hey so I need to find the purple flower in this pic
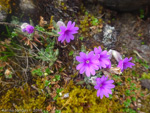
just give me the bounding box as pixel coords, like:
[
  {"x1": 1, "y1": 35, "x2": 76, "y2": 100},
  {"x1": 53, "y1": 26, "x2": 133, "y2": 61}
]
[
  {"x1": 117, "y1": 57, "x2": 135, "y2": 72},
  {"x1": 76, "y1": 51, "x2": 99, "y2": 77},
  {"x1": 58, "y1": 21, "x2": 79, "y2": 43},
  {"x1": 21, "y1": 23, "x2": 34, "y2": 34},
  {"x1": 106, "y1": 60, "x2": 111, "y2": 68},
  {"x1": 25, "y1": 25, "x2": 34, "y2": 34},
  {"x1": 94, "y1": 46, "x2": 111, "y2": 69},
  {"x1": 22, "y1": 28, "x2": 26, "y2": 32},
  {"x1": 94, "y1": 75, "x2": 115, "y2": 99}
]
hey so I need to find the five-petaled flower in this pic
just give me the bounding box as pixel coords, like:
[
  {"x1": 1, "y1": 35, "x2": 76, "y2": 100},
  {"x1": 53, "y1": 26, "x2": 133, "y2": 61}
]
[
  {"x1": 76, "y1": 51, "x2": 99, "y2": 77},
  {"x1": 94, "y1": 46, "x2": 111, "y2": 69},
  {"x1": 58, "y1": 21, "x2": 79, "y2": 43},
  {"x1": 94, "y1": 75, "x2": 115, "y2": 99},
  {"x1": 117, "y1": 57, "x2": 135, "y2": 72}
]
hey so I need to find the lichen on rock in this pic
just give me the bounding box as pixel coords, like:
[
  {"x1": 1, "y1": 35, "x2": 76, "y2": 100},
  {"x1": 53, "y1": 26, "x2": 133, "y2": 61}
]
[{"x1": 0, "y1": 0, "x2": 11, "y2": 21}]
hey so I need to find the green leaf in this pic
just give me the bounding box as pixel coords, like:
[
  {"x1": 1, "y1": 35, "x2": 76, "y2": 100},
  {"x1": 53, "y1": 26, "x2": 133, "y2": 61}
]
[
  {"x1": 79, "y1": 37, "x2": 84, "y2": 41},
  {"x1": 140, "y1": 9, "x2": 144, "y2": 19},
  {"x1": 140, "y1": 93, "x2": 144, "y2": 96},
  {"x1": 56, "y1": 88, "x2": 63, "y2": 94},
  {"x1": 43, "y1": 110, "x2": 49, "y2": 113},
  {"x1": 35, "y1": 25, "x2": 45, "y2": 32},
  {"x1": 116, "y1": 82, "x2": 122, "y2": 86},
  {"x1": 85, "y1": 11, "x2": 88, "y2": 15},
  {"x1": 55, "y1": 75, "x2": 61, "y2": 81},
  {"x1": 141, "y1": 42, "x2": 144, "y2": 45},
  {"x1": 11, "y1": 31, "x2": 18, "y2": 38},
  {"x1": 92, "y1": 18, "x2": 99, "y2": 26},
  {"x1": 142, "y1": 63, "x2": 149, "y2": 69},
  {"x1": 69, "y1": 50, "x2": 74, "y2": 56},
  {"x1": 0, "y1": 73, "x2": 3, "y2": 76},
  {"x1": 36, "y1": 40, "x2": 59, "y2": 65},
  {"x1": 45, "y1": 80, "x2": 50, "y2": 87},
  {"x1": 113, "y1": 75, "x2": 120, "y2": 80},
  {"x1": 132, "y1": 97, "x2": 136, "y2": 101},
  {"x1": 32, "y1": 68, "x2": 43, "y2": 76},
  {"x1": 109, "y1": 94, "x2": 113, "y2": 99},
  {"x1": 127, "y1": 99, "x2": 132, "y2": 103},
  {"x1": 125, "y1": 89, "x2": 131, "y2": 96},
  {"x1": 124, "y1": 99, "x2": 131, "y2": 107},
  {"x1": 138, "y1": 33, "x2": 142, "y2": 37},
  {"x1": 53, "y1": 95, "x2": 59, "y2": 100},
  {"x1": 45, "y1": 68, "x2": 51, "y2": 74},
  {"x1": 127, "y1": 78, "x2": 131, "y2": 82},
  {"x1": 55, "y1": 110, "x2": 61, "y2": 113},
  {"x1": 5, "y1": 25, "x2": 11, "y2": 37}
]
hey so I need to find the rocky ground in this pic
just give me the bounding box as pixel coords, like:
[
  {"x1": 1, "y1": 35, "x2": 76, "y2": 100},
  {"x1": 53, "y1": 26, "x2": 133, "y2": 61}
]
[{"x1": 1, "y1": 0, "x2": 150, "y2": 112}]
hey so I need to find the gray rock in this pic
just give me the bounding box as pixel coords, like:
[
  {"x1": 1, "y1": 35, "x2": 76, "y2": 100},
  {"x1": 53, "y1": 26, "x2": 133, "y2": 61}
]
[
  {"x1": 19, "y1": 0, "x2": 35, "y2": 13},
  {"x1": 141, "y1": 79, "x2": 150, "y2": 90},
  {"x1": 136, "y1": 45, "x2": 150, "y2": 62},
  {"x1": 86, "y1": 0, "x2": 150, "y2": 11},
  {"x1": 102, "y1": 24, "x2": 117, "y2": 48},
  {"x1": 0, "y1": 5, "x2": 8, "y2": 21},
  {"x1": 93, "y1": 32, "x2": 103, "y2": 42},
  {"x1": 15, "y1": 0, "x2": 39, "y2": 24},
  {"x1": 0, "y1": 11, "x2": 7, "y2": 21}
]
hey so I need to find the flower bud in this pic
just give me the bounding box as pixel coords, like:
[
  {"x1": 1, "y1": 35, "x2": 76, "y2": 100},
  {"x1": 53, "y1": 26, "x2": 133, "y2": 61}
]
[{"x1": 108, "y1": 49, "x2": 122, "y2": 62}]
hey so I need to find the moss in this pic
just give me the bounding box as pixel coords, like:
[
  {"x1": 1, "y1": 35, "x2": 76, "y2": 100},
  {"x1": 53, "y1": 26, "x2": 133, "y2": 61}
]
[
  {"x1": 141, "y1": 72, "x2": 150, "y2": 79},
  {"x1": 140, "y1": 93, "x2": 150, "y2": 112},
  {"x1": 56, "y1": 68, "x2": 145, "y2": 112},
  {"x1": 56, "y1": 80, "x2": 123, "y2": 113},
  {"x1": 78, "y1": 13, "x2": 103, "y2": 37},
  {"x1": 0, "y1": 83, "x2": 46, "y2": 112}
]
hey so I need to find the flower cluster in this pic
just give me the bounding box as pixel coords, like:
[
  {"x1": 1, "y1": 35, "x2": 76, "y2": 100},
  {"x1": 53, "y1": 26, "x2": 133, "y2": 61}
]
[
  {"x1": 21, "y1": 23, "x2": 34, "y2": 34},
  {"x1": 76, "y1": 46, "x2": 111, "y2": 77},
  {"x1": 76, "y1": 46, "x2": 135, "y2": 99},
  {"x1": 57, "y1": 21, "x2": 135, "y2": 99}
]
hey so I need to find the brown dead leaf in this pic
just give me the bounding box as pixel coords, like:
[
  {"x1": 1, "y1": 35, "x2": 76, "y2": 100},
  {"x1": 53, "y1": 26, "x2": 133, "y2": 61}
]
[
  {"x1": 46, "y1": 104, "x2": 52, "y2": 111},
  {"x1": 39, "y1": 16, "x2": 47, "y2": 27},
  {"x1": 108, "y1": 67, "x2": 122, "y2": 75}
]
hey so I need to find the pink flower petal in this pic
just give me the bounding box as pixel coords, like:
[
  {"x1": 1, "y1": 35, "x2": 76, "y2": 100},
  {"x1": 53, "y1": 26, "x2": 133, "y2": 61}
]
[
  {"x1": 85, "y1": 66, "x2": 91, "y2": 77},
  {"x1": 76, "y1": 63, "x2": 84, "y2": 70},
  {"x1": 60, "y1": 26, "x2": 66, "y2": 32},
  {"x1": 97, "y1": 89, "x2": 101, "y2": 97},
  {"x1": 80, "y1": 52, "x2": 86, "y2": 58},
  {"x1": 76, "y1": 56, "x2": 84, "y2": 62},
  {"x1": 87, "y1": 51, "x2": 94, "y2": 59},
  {"x1": 67, "y1": 21, "x2": 72, "y2": 29},
  {"x1": 90, "y1": 66, "x2": 95, "y2": 75},
  {"x1": 80, "y1": 67, "x2": 85, "y2": 74}
]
